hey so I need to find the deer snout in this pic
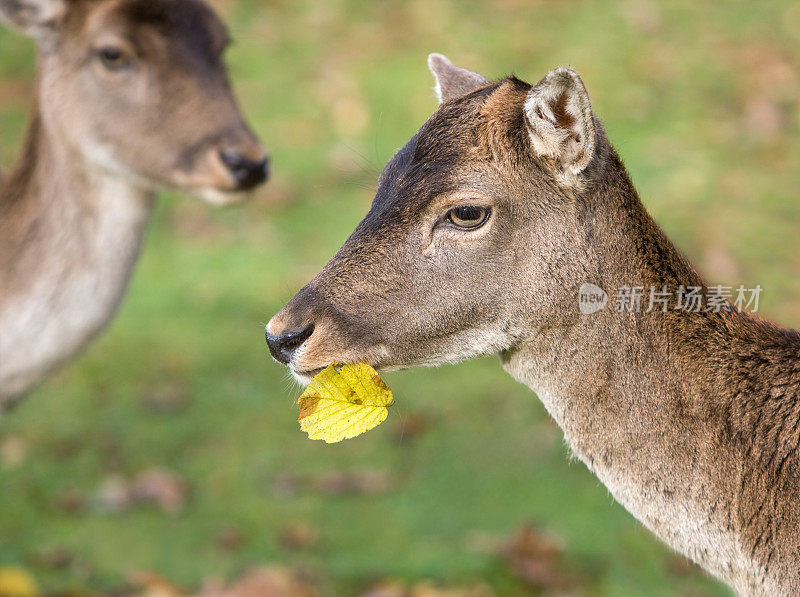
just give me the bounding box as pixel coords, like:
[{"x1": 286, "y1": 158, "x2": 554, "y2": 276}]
[
  {"x1": 219, "y1": 148, "x2": 269, "y2": 191},
  {"x1": 266, "y1": 324, "x2": 314, "y2": 365},
  {"x1": 175, "y1": 125, "x2": 268, "y2": 202},
  {"x1": 266, "y1": 286, "x2": 375, "y2": 377}
]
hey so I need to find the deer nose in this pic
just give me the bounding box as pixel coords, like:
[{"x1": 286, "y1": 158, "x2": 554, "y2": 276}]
[
  {"x1": 219, "y1": 149, "x2": 269, "y2": 190},
  {"x1": 266, "y1": 325, "x2": 314, "y2": 365}
]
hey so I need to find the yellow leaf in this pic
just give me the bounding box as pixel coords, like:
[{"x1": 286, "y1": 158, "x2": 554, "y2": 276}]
[
  {"x1": 0, "y1": 567, "x2": 40, "y2": 597},
  {"x1": 297, "y1": 363, "x2": 393, "y2": 443}
]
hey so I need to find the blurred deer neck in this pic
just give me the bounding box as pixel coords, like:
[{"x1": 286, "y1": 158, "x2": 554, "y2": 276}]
[{"x1": 0, "y1": 103, "x2": 154, "y2": 406}]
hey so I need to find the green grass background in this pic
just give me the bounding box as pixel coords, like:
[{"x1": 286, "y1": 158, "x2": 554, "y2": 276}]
[{"x1": 2, "y1": 0, "x2": 800, "y2": 594}]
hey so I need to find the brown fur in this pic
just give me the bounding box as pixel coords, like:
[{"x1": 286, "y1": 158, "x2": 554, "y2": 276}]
[
  {"x1": 268, "y1": 58, "x2": 800, "y2": 595},
  {"x1": 0, "y1": 0, "x2": 266, "y2": 408}
]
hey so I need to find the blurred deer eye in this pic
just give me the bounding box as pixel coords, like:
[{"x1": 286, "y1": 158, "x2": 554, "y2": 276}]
[
  {"x1": 97, "y1": 46, "x2": 131, "y2": 71},
  {"x1": 447, "y1": 205, "x2": 490, "y2": 230}
]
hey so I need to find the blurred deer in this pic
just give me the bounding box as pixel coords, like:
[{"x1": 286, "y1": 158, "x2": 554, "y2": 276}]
[
  {"x1": 0, "y1": 0, "x2": 268, "y2": 409},
  {"x1": 267, "y1": 55, "x2": 800, "y2": 595}
]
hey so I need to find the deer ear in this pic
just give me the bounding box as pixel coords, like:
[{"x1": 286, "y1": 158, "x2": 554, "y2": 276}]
[
  {"x1": 428, "y1": 53, "x2": 489, "y2": 104},
  {"x1": 524, "y1": 67, "x2": 596, "y2": 177},
  {"x1": 0, "y1": 0, "x2": 67, "y2": 44}
]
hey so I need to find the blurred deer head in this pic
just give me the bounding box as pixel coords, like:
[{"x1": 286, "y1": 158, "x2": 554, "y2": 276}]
[
  {"x1": 0, "y1": 0, "x2": 268, "y2": 203},
  {"x1": 0, "y1": 0, "x2": 269, "y2": 406}
]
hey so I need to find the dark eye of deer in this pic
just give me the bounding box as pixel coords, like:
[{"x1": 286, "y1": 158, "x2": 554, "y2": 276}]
[
  {"x1": 447, "y1": 206, "x2": 490, "y2": 230},
  {"x1": 97, "y1": 47, "x2": 130, "y2": 71}
]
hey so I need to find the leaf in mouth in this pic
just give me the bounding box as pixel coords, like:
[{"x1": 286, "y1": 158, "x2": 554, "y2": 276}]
[{"x1": 296, "y1": 363, "x2": 393, "y2": 443}]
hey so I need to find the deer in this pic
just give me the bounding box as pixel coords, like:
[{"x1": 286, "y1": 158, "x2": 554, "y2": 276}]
[
  {"x1": 266, "y1": 54, "x2": 800, "y2": 595},
  {"x1": 0, "y1": 0, "x2": 268, "y2": 410}
]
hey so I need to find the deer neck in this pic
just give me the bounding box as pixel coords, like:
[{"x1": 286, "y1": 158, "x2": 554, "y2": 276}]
[
  {"x1": 500, "y1": 155, "x2": 800, "y2": 594},
  {"x1": 0, "y1": 100, "x2": 155, "y2": 406}
]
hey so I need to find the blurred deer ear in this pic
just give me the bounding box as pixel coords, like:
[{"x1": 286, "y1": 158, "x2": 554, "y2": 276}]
[
  {"x1": 524, "y1": 67, "x2": 596, "y2": 177},
  {"x1": 428, "y1": 53, "x2": 489, "y2": 104},
  {"x1": 0, "y1": 0, "x2": 67, "y2": 45}
]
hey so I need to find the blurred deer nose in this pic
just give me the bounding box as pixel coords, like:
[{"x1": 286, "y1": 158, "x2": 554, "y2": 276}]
[
  {"x1": 266, "y1": 325, "x2": 314, "y2": 365},
  {"x1": 219, "y1": 149, "x2": 269, "y2": 190}
]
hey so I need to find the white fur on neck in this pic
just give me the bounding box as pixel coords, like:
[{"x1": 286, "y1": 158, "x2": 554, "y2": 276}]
[{"x1": 0, "y1": 169, "x2": 153, "y2": 401}]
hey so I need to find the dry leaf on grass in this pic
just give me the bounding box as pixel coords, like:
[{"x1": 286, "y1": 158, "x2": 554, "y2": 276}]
[
  {"x1": 270, "y1": 469, "x2": 397, "y2": 498},
  {"x1": 279, "y1": 522, "x2": 321, "y2": 550},
  {"x1": 0, "y1": 435, "x2": 27, "y2": 468},
  {"x1": 360, "y1": 581, "x2": 495, "y2": 597},
  {"x1": 315, "y1": 469, "x2": 396, "y2": 496},
  {"x1": 127, "y1": 571, "x2": 188, "y2": 597},
  {"x1": 95, "y1": 468, "x2": 188, "y2": 514},
  {"x1": 132, "y1": 468, "x2": 188, "y2": 515},
  {"x1": 501, "y1": 524, "x2": 574, "y2": 591},
  {"x1": 392, "y1": 413, "x2": 433, "y2": 444},
  {"x1": 216, "y1": 527, "x2": 245, "y2": 552},
  {"x1": 0, "y1": 567, "x2": 40, "y2": 597},
  {"x1": 198, "y1": 567, "x2": 315, "y2": 597}
]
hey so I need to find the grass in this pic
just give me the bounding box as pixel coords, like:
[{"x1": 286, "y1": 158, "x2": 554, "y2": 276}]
[{"x1": 2, "y1": 0, "x2": 800, "y2": 594}]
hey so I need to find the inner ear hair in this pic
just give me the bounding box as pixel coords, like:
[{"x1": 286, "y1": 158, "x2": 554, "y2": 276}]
[{"x1": 523, "y1": 67, "x2": 596, "y2": 180}]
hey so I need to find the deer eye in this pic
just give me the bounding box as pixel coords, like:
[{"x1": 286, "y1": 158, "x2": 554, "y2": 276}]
[
  {"x1": 97, "y1": 46, "x2": 131, "y2": 71},
  {"x1": 447, "y1": 205, "x2": 490, "y2": 230}
]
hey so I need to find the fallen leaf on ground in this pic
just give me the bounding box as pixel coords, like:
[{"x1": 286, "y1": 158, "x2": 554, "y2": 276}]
[
  {"x1": 392, "y1": 412, "x2": 433, "y2": 444},
  {"x1": 270, "y1": 471, "x2": 305, "y2": 497},
  {"x1": 95, "y1": 475, "x2": 133, "y2": 513},
  {"x1": 127, "y1": 571, "x2": 188, "y2": 597},
  {"x1": 216, "y1": 527, "x2": 245, "y2": 552},
  {"x1": 56, "y1": 488, "x2": 86, "y2": 514},
  {"x1": 297, "y1": 363, "x2": 393, "y2": 443},
  {"x1": 360, "y1": 580, "x2": 407, "y2": 597},
  {"x1": 31, "y1": 547, "x2": 73, "y2": 570},
  {"x1": 279, "y1": 522, "x2": 321, "y2": 550},
  {"x1": 315, "y1": 469, "x2": 396, "y2": 496},
  {"x1": 410, "y1": 583, "x2": 495, "y2": 597},
  {"x1": 0, "y1": 567, "x2": 40, "y2": 597},
  {"x1": 0, "y1": 435, "x2": 27, "y2": 468},
  {"x1": 132, "y1": 468, "x2": 188, "y2": 515},
  {"x1": 198, "y1": 567, "x2": 315, "y2": 597},
  {"x1": 501, "y1": 524, "x2": 573, "y2": 591},
  {"x1": 360, "y1": 581, "x2": 495, "y2": 597},
  {"x1": 270, "y1": 469, "x2": 397, "y2": 498},
  {"x1": 140, "y1": 383, "x2": 191, "y2": 415},
  {"x1": 94, "y1": 469, "x2": 188, "y2": 514}
]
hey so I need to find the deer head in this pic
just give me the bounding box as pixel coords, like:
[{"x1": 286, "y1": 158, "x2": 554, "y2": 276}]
[
  {"x1": 267, "y1": 54, "x2": 614, "y2": 383},
  {"x1": 0, "y1": 0, "x2": 268, "y2": 204}
]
